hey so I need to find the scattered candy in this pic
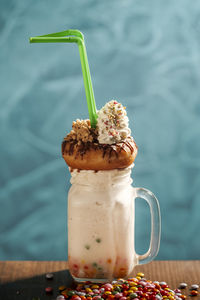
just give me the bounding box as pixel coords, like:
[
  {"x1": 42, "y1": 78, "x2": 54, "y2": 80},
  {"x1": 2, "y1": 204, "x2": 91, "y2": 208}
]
[
  {"x1": 53, "y1": 274, "x2": 189, "y2": 300},
  {"x1": 59, "y1": 285, "x2": 67, "y2": 291},
  {"x1": 190, "y1": 290, "x2": 198, "y2": 296},
  {"x1": 56, "y1": 296, "x2": 65, "y2": 300},
  {"x1": 96, "y1": 238, "x2": 101, "y2": 243},
  {"x1": 45, "y1": 286, "x2": 53, "y2": 294},
  {"x1": 179, "y1": 283, "x2": 187, "y2": 289},
  {"x1": 191, "y1": 284, "x2": 199, "y2": 290},
  {"x1": 159, "y1": 281, "x2": 167, "y2": 286},
  {"x1": 136, "y1": 272, "x2": 144, "y2": 278},
  {"x1": 45, "y1": 272, "x2": 54, "y2": 280},
  {"x1": 27, "y1": 270, "x2": 200, "y2": 299},
  {"x1": 174, "y1": 288, "x2": 181, "y2": 294},
  {"x1": 67, "y1": 290, "x2": 76, "y2": 296}
]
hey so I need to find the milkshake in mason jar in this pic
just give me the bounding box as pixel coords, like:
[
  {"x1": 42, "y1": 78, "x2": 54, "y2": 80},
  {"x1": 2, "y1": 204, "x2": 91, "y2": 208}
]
[{"x1": 62, "y1": 100, "x2": 160, "y2": 282}]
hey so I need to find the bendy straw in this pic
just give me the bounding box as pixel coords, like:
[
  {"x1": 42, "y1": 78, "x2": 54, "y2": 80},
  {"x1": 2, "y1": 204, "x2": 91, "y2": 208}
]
[{"x1": 29, "y1": 29, "x2": 97, "y2": 128}]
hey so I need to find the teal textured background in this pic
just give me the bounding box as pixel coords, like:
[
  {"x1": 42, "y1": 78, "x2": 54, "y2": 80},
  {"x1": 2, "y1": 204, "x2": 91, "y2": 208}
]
[{"x1": 0, "y1": 0, "x2": 200, "y2": 260}]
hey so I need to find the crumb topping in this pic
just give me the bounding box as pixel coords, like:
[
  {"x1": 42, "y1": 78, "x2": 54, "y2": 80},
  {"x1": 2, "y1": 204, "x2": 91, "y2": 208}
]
[{"x1": 64, "y1": 119, "x2": 98, "y2": 144}]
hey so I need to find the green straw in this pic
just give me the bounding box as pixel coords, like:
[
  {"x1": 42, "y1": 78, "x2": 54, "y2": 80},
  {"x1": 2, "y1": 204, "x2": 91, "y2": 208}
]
[{"x1": 29, "y1": 29, "x2": 97, "y2": 128}]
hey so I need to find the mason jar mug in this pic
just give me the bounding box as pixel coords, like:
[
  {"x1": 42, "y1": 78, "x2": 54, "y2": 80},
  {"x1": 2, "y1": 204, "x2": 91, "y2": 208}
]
[{"x1": 67, "y1": 167, "x2": 161, "y2": 282}]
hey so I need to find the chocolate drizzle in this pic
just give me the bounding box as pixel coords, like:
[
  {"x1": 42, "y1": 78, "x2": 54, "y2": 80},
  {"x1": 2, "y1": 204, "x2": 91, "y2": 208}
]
[
  {"x1": 69, "y1": 167, "x2": 99, "y2": 173},
  {"x1": 125, "y1": 141, "x2": 134, "y2": 153},
  {"x1": 69, "y1": 142, "x2": 76, "y2": 155},
  {"x1": 62, "y1": 137, "x2": 136, "y2": 161},
  {"x1": 61, "y1": 140, "x2": 67, "y2": 155},
  {"x1": 102, "y1": 145, "x2": 107, "y2": 158},
  {"x1": 108, "y1": 148, "x2": 113, "y2": 159}
]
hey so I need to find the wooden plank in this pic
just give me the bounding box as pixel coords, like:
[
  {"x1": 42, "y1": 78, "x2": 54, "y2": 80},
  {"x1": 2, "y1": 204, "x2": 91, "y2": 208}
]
[{"x1": 0, "y1": 261, "x2": 69, "y2": 283}]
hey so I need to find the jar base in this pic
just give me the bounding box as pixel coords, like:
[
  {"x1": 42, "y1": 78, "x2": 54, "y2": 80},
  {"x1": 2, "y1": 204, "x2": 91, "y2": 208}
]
[{"x1": 72, "y1": 275, "x2": 113, "y2": 283}]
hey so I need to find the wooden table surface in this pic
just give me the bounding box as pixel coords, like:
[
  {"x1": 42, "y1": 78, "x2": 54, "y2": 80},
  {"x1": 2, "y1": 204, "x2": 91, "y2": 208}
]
[{"x1": 0, "y1": 261, "x2": 199, "y2": 299}]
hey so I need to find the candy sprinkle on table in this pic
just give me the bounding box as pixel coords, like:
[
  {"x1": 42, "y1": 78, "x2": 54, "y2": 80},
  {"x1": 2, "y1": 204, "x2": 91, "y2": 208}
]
[
  {"x1": 45, "y1": 272, "x2": 54, "y2": 280},
  {"x1": 179, "y1": 283, "x2": 187, "y2": 289},
  {"x1": 190, "y1": 284, "x2": 199, "y2": 290},
  {"x1": 45, "y1": 286, "x2": 53, "y2": 294},
  {"x1": 56, "y1": 296, "x2": 66, "y2": 300},
  {"x1": 190, "y1": 290, "x2": 198, "y2": 296},
  {"x1": 59, "y1": 285, "x2": 68, "y2": 291},
  {"x1": 54, "y1": 273, "x2": 188, "y2": 300}
]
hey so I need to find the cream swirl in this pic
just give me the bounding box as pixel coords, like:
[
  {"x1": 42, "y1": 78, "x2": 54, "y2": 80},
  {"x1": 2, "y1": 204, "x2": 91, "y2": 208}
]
[{"x1": 97, "y1": 100, "x2": 131, "y2": 144}]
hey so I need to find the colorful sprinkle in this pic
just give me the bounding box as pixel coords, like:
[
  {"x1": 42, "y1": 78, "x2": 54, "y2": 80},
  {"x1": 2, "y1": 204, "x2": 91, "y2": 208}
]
[
  {"x1": 84, "y1": 265, "x2": 89, "y2": 270},
  {"x1": 96, "y1": 238, "x2": 101, "y2": 243},
  {"x1": 92, "y1": 262, "x2": 98, "y2": 268}
]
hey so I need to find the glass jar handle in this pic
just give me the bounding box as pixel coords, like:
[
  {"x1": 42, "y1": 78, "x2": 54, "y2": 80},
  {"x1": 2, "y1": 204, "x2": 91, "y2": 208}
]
[{"x1": 134, "y1": 187, "x2": 161, "y2": 265}]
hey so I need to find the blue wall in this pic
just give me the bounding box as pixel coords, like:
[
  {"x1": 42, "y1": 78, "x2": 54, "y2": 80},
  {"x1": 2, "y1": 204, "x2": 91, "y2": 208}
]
[{"x1": 0, "y1": 0, "x2": 200, "y2": 260}]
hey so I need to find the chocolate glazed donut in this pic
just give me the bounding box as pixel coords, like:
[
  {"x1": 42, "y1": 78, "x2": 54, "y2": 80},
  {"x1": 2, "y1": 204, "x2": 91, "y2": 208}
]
[{"x1": 62, "y1": 137, "x2": 138, "y2": 170}]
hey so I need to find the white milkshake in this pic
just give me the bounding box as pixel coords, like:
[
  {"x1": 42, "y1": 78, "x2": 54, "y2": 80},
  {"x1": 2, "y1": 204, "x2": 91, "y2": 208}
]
[{"x1": 68, "y1": 166, "x2": 138, "y2": 280}]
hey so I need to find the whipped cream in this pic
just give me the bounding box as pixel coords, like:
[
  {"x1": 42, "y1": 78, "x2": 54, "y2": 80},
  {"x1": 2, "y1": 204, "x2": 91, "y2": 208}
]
[
  {"x1": 70, "y1": 165, "x2": 134, "y2": 188},
  {"x1": 97, "y1": 100, "x2": 131, "y2": 144}
]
